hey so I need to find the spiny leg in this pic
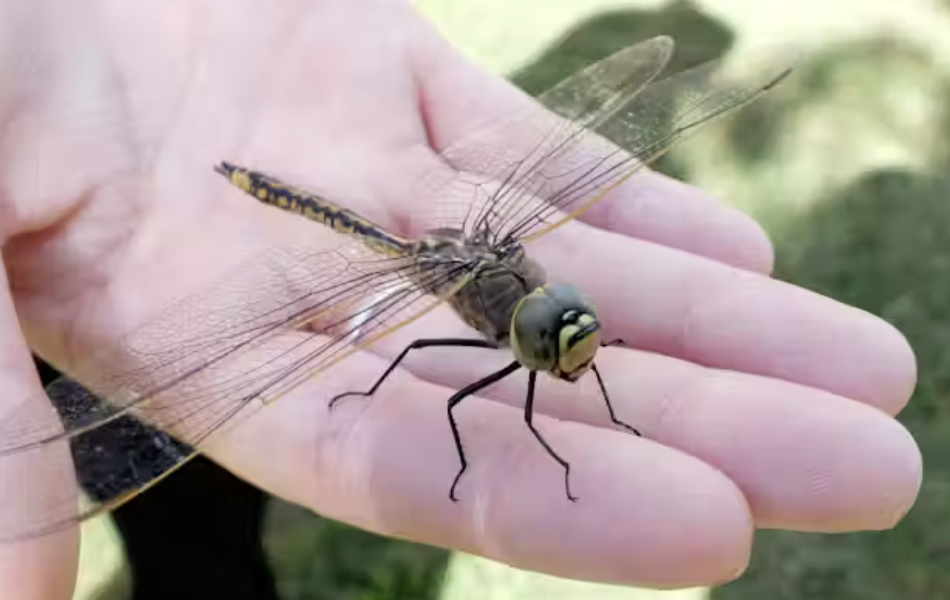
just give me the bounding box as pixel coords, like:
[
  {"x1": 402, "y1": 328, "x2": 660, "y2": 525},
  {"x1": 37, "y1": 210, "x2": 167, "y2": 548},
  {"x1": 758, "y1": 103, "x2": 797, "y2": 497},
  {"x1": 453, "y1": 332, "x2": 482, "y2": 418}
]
[
  {"x1": 329, "y1": 338, "x2": 497, "y2": 409},
  {"x1": 591, "y1": 363, "x2": 641, "y2": 436},
  {"x1": 523, "y1": 370, "x2": 578, "y2": 502},
  {"x1": 447, "y1": 360, "x2": 522, "y2": 501}
]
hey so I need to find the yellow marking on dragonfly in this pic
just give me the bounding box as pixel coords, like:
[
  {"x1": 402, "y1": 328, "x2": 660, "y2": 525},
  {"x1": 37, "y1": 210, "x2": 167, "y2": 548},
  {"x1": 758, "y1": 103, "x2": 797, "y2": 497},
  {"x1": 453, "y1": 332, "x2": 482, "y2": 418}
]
[{"x1": 216, "y1": 161, "x2": 411, "y2": 258}]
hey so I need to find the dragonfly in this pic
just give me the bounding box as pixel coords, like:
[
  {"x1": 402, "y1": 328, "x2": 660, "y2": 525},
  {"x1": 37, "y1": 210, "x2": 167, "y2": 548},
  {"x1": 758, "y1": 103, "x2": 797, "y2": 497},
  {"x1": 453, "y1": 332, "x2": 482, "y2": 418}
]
[{"x1": 0, "y1": 36, "x2": 791, "y2": 541}]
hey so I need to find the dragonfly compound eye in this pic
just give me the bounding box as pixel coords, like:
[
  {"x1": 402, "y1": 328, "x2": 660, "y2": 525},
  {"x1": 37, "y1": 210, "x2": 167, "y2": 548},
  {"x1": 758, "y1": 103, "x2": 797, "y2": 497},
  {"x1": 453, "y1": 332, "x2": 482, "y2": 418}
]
[{"x1": 510, "y1": 283, "x2": 600, "y2": 379}]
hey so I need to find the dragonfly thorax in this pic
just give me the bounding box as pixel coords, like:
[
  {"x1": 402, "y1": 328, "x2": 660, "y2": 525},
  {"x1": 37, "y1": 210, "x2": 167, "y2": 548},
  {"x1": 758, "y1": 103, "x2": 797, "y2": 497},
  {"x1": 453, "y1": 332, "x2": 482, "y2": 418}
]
[
  {"x1": 413, "y1": 228, "x2": 547, "y2": 345},
  {"x1": 509, "y1": 283, "x2": 601, "y2": 381}
]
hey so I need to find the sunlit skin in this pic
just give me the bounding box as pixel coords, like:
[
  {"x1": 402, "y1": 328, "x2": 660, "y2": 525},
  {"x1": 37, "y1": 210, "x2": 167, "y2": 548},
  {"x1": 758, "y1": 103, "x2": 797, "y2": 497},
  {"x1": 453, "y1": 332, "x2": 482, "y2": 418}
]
[{"x1": 0, "y1": 1, "x2": 921, "y2": 599}]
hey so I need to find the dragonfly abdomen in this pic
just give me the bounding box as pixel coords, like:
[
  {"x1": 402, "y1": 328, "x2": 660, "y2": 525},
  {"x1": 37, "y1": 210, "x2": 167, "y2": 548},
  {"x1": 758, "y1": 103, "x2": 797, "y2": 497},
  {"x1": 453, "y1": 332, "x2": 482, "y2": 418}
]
[{"x1": 215, "y1": 161, "x2": 410, "y2": 257}]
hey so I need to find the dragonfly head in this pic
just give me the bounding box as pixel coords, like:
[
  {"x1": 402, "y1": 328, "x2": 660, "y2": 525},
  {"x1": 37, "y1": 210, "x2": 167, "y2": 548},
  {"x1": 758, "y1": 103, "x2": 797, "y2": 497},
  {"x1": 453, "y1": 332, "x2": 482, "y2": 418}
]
[{"x1": 510, "y1": 283, "x2": 600, "y2": 381}]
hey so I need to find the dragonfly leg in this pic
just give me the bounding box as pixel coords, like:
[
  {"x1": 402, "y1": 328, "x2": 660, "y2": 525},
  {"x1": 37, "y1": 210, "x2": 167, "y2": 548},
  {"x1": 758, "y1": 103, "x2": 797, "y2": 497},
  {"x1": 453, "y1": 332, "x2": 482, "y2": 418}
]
[
  {"x1": 591, "y1": 363, "x2": 641, "y2": 436},
  {"x1": 329, "y1": 338, "x2": 497, "y2": 410},
  {"x1": 447, "y1": 360, "x2": 521, "y2": 501},
  {"x1": 523, "y1": 370, "x2": 578, "y2": 502},
  {"x1": 602, "y1": 338, "x2": 626, "y2": 348}
]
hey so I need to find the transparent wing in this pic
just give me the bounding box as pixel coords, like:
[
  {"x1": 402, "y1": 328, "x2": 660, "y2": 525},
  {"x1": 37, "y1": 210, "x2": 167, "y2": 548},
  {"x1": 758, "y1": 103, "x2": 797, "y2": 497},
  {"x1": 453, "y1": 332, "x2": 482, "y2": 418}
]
[
  {"x1": 411, "y1": 36, "x2": 791, "y2": 244},
  {"x1": 410, "y1": 36, "x2": 673, "y2": 234},
  {"x1": 0, "y1": 237, "x2": 471, "y2": 541}
]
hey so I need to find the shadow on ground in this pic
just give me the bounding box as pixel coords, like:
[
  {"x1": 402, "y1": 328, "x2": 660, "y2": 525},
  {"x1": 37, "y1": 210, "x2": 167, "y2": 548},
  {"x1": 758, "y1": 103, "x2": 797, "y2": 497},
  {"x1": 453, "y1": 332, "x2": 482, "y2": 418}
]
[{"x1": 262, "y1": 502, "x2": 450, "y2": 600}]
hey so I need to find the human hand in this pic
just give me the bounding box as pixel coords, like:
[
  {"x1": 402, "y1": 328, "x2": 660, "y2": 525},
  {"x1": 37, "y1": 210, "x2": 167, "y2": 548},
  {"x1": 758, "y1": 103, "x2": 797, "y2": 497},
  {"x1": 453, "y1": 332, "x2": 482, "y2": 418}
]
[{"x1": 0, "y1": 0, "x2": 920, "y2": 598}]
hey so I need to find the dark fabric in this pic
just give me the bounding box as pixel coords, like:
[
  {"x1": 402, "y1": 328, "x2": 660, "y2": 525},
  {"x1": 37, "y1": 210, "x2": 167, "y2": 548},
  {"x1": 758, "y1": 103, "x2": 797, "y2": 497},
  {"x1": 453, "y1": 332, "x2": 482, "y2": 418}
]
[{"x1": 34, "y1": 358, "x2": 280, "y2": 600}]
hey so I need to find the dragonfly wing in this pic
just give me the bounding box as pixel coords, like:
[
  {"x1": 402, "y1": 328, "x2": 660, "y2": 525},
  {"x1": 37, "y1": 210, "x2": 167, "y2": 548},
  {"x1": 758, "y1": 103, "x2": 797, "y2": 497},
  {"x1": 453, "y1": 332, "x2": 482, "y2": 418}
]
[
  {"x1": 408, "y1": 36, "x2": 674, "y2": 235},
  {"x1": 409, "y1": 36, "x2": 790, "y2": 244},
  {"x1": 0, "y1": 237, "x2": 471, "y2": 541},
  {"x1": 527, "y1": 35, "x2": 674, "y2": 125}
]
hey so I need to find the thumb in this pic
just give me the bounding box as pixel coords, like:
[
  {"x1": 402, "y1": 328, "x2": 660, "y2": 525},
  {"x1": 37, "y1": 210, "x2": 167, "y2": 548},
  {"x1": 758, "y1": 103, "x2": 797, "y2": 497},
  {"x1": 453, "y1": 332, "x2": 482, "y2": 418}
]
[{"x1": 0, "y1": 260, "x2": 79, "y2": 600}]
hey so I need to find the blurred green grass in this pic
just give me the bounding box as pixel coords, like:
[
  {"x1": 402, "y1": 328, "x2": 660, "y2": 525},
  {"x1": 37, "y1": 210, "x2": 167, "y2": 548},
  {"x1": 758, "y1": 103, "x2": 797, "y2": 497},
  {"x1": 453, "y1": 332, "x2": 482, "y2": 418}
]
[{"x1": 76, "y1": 0, "x2": 950, "y2": 598}]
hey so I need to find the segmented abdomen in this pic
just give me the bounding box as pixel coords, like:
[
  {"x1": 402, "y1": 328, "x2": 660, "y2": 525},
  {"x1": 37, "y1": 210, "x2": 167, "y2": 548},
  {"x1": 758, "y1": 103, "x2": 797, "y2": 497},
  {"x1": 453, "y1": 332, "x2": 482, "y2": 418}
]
[{"x1": 215, "y1": 161, "x2": 411, "y2": 257}]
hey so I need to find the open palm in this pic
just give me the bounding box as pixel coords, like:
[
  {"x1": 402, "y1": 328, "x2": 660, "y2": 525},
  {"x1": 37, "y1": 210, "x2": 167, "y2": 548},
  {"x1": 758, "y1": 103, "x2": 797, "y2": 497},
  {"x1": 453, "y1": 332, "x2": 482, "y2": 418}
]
[{"x1": 0, "y1": 1, "x2": 920, "y2": 598}]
